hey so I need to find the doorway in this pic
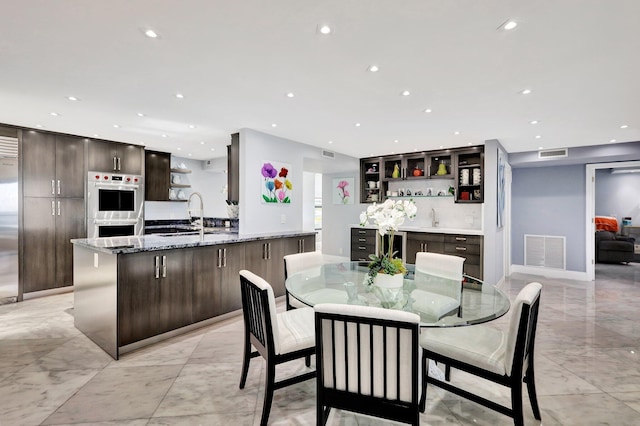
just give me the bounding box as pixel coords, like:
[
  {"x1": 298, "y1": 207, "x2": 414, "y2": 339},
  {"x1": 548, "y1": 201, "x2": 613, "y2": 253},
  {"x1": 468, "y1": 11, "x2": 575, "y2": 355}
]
[{"x1": 585, "y1": 160, "x2": 640, "y2": 280}]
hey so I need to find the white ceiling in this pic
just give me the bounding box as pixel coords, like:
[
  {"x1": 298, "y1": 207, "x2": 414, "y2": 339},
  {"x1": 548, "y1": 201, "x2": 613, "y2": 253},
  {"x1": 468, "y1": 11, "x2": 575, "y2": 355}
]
[{"x1": 1, "y1": 1, "x2": 639, "y2": 160}]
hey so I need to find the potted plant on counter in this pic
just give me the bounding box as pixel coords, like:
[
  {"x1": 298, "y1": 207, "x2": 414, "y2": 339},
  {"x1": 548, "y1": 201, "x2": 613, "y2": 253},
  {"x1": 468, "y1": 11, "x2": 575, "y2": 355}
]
[{"x1": 359, "y1": 199, "x2": 417, "y2": 306}]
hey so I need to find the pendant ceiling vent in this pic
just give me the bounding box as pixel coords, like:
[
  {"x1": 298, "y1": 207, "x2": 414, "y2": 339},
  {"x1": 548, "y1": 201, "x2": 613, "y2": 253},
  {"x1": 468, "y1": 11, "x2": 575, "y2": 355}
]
[{"x1": 538, "y1": 148, "x2": 568, "y2": 159}]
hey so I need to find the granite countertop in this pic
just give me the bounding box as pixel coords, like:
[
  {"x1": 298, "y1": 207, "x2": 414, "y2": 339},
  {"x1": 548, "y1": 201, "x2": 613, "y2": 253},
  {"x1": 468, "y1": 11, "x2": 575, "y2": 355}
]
[
  {"x1": 71, "y1": 230, "x2": 317, "y2": 254},
  {"x1": 354, "y1": 224, "x2": 484, "y2": 236}
]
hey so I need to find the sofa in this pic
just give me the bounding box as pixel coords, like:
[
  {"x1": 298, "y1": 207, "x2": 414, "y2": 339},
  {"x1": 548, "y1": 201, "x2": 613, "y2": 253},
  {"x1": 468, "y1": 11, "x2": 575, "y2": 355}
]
[{"x1": 596, "y1": 230, "x2": 636, "y2": 263}]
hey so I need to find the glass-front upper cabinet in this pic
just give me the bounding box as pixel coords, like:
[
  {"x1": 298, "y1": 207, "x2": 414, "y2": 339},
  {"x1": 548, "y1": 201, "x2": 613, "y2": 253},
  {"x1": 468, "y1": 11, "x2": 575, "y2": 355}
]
[
  {"x1": 382, "y1": 154, "x2": 428, "y2": 181},
  {"x1": 360, "y1": 157, "x2": 383, "y2": 203},
  {"x1": 455, "y1": 147, "x2": 484, "y2": 203},
  {"x1": 427, "y1": 151, "x2": 454, "y2": 179}
]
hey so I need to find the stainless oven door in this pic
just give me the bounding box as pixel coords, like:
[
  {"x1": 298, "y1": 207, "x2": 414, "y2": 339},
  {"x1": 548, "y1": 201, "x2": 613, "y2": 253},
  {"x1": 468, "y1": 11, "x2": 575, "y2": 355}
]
[{"x1": 89, "y1": 218, "x2": 143, "y2": 239}]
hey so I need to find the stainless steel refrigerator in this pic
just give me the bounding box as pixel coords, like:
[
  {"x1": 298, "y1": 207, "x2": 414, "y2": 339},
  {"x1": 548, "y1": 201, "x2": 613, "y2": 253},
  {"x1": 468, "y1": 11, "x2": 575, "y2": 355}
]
[{"x1": 0, "y1": 137, "x2": 18, "y2": 302}]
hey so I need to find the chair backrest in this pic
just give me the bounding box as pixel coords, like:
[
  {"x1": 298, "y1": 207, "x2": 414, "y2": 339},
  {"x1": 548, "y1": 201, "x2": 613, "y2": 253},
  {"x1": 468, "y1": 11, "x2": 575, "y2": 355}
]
[
  {"x1": 284, "y1": 251, "x2": 324, "y2": 278},
  {"x1": 505, "y1": 282, "x2": 542, "y2": 377},
  {"x1": 414, "y1": 252, "x2": 465, "y2": 300},
  {"x1": 315, "y1": 303, "x2": 420, "y2": 405},
  {"x1": 239, "y1": 270, "x2": 281, "y2": 355}
]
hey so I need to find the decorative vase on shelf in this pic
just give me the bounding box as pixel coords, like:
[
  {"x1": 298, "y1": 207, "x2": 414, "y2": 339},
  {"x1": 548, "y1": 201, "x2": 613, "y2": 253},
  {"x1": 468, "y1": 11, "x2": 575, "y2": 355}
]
[{"x1": 392, "y1": 163, "x2": 400, "y2": 178}]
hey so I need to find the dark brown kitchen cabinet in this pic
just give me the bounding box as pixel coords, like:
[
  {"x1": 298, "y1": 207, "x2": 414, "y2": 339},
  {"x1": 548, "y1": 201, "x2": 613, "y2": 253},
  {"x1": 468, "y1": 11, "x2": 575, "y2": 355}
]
[
  {"x1": 282, "y1": 235, "x2": 315, "y2": 256},
  {"x1": 145, "y1": 150, "x2": 171, "y2": 201},
  {"x1": 455, "y1": 147, "x2": 484, "y2": 203},
  {"x1": 118, "y1": 249, "x2": 192, "y2": 346},
  {"x1": 245, "y1": 239, "x2": 287, "y2": 296},
  {"x1": 88, "y1": 139, "x2": 144, "y2": 174},
  {"x1": 192, "y1": 243, "x2": 245, "y2": 322},
  {"x1": 406, "y1": 232, "x2": 445, "y2": 264},
  {"x1": 444, "y1": 234, "x2": 483, "y2": 279},
  {"x1": 350, "y1": 228, "x2": 377, "y2": 261},
  {"x1": 22, "y1": 197, "x2": 85, "y2": 293},
  {"x1": 227, "y1": 133, "x2": 239, "y2": 203},
  {"x1": 22, "y1": 131, "x2": 85, "y2": 198}
]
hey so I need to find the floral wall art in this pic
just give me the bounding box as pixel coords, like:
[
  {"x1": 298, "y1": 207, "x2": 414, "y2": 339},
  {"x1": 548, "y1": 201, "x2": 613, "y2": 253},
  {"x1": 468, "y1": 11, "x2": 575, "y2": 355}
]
[
  {"x1": 333, "y1": 178, "x2": 354, "y2": 204},
  {"x1": 261, "y1": 161, "x2": 292, "y2": 203}
]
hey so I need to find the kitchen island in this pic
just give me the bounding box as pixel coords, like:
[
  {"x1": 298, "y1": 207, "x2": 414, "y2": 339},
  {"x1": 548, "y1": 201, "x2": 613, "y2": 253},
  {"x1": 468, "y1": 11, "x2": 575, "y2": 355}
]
[{"x1": 72, "y1": 231, "x2": 315, "y2": 359}]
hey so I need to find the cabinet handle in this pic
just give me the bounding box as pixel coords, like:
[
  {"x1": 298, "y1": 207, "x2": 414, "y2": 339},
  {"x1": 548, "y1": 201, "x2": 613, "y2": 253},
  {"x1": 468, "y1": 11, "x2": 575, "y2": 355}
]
[
  {"x1": 57, "y1": 201, "x2": 61, "y2": 216},
  {"x1": 51, "y1": 200, "x2": 55, "y2": 216},
  {"x1": 223, "y1": 248, "x2": 227, "y2": 267},
  {"x1": 455, "y1": 237, "x2": 467, "y2": 241},
  {"x1": 301, "y1": 239, "x2": 305, "y2": 252},
  {"x1": 455, "y1": 246, "x2": 467, "y2": 251},
  {"x1": 267, "y1": 243, "x2": 272, "y2": 260},
  {"x1": 358, "y1": 230, "x2": 366, "y2": 234},
  {"x1": 117, "y1": 157, "x2": 122, "y2": 171},
  {"x1": 51, "y1": 180, "x2": 55, "y2": 195},
  {"x1": 113, "y1": 156, "x2": 117, "y2": 171},
  {"x1": 217, "y1": 248, "x2": 222, "y2": 268},
  {"x1": 162, "y1": 255, "x2": 167, "y2": 277},
  {"x1": 154, "y1": 256, "x2": 160, "y2": 279},
  {"x1": 358, "y1": 238, "x2": 366, "y2": 242},
  {"x1": 358, "y1": 246, "x2": 366, "y2": 250},
  {"x1": 57, "y1": 180, "x2": 60, "y2": 195}
]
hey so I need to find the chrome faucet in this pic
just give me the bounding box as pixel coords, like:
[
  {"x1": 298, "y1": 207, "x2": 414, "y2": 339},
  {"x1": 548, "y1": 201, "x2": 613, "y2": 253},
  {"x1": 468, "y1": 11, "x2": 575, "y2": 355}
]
[
  {"x1": 187, "y1": 192, "x2": 205, "y2": 241},
  {"x1": 432, "y1": 208, "x2": 439, "y2": 228}
]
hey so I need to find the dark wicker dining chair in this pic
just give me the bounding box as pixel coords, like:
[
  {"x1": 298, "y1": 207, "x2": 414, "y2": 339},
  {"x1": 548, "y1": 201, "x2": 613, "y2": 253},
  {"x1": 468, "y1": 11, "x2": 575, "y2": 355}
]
[
  {"x1": 420, "y1": 282, "x2": 543, "y2": 426},
  {"x1": 314, "y1": 303, "x2": 421, "y2": 426},
  {"x1": 238, "y1": 270, "x2": 316, "y2": 426}
]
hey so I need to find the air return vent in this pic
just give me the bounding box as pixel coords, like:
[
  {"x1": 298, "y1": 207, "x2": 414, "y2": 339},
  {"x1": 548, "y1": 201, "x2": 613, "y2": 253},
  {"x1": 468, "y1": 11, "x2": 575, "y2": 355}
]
[
  {"x1": 538, "y1": 148, "x2": 568, "y2": 159},
  {"x1": 0, "y1": 137, "x2": 18, "y2": 158},
  {"x1": 322, "y1": 149, "x2": 335, "y2": 159},
  {"x1": 524, "y1": 234, "x2": 566, "y2": 269}
]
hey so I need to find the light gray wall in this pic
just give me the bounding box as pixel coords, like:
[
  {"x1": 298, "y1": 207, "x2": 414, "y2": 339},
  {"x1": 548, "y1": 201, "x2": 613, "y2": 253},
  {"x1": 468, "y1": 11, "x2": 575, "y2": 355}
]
[
  {"x1": 511, "y1": 164, "x2": 586, "y2": 271},
  {"x1": 482, "y1": 139, "x2": 506, "y2": 286},
  {"x1": 595, "y1": 169, "x2": 640, "y2": 227},
  {"x1": 322, "y1": 171, "x2": 363, "y2": 257},
  {"x1": 238, "y1": 128, "x2": 360, "y2": 240}
]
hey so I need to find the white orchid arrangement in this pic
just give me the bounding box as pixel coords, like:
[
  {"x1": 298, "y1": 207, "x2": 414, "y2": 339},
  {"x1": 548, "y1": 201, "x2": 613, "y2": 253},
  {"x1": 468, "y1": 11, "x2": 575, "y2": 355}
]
[{"x1": 359, "y1": 199, "x2": 417, "y2": 280}]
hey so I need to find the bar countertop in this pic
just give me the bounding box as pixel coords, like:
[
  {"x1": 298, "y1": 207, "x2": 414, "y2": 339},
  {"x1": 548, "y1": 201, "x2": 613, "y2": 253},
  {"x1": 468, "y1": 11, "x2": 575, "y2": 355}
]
[{"x1": 71, "y1": 230, "x2": 317, "y2": 255}]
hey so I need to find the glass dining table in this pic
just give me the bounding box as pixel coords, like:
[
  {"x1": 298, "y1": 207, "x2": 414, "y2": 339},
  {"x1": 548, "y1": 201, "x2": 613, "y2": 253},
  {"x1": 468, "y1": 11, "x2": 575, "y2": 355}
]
[{"x1": 285, "y1": 261, "x2": 510, "y2": 327}]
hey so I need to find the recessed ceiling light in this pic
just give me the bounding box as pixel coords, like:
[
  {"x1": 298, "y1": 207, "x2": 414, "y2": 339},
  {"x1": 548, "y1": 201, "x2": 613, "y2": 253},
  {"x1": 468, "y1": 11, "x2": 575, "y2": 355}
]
[
  {"x1": 189, "y1": 125, "x2": 196, "y2": 129},
  {"x1": 36, "y1": 124, "x2": 43, "y2": 128},
  {"x1": 535, "y1": 135, "x2": 542, "y2": 139},
  {"x1": 177, "y1": 147, "x2": 182, "y2": 151},
  {"x1": 210, "y1": 148, "x2": 215, "y2": 151},
  {"x1": 175, "y1": 93, "x2": 184, "y2": 99},
  {"x1": 468, "y1": 142, "x2": 473, "y2": 146},
  {"x1": 145, "y1": 29, "x2": 158, "y2": 38},
  {"x1": 621, "y1": 124, "x2": 629, "y2": 129},
  {"x1": 413, "y1": 148, "x2": 418, "y2": 151},
  {"x1": 50, "y1": 112, "x2": 59, "y2": 116},
  {"x1": 355, "y1": 123, "x2": 361, "y2": 127},
  {"x1": 188, "y1": 153, "x2": 192, "y2": 157},
  {"x1": 137, "y1": 112, "x2": 145, "y2": 117},
  {"x1": 113, "y1": 124, "x2": 120, "y2": 128},
  {"x1": 402, "y1": 90, "x2": 411, "y2": 96},
  {"x1": 424, "y1": 108, "x2": 432, "y2": 113},
  {"x1": 200, "y1": 141, "x2": 205, "y2": 145},
  {"x1": 610, "y1": 139, "x2": 617, "y2": 143},
  {"x1": 520, "y1": 89, "x2": 532, "y2": 95},
  {"x1": 538, "y1": 146, "x2": 544, "y2": 150},
  {"x1": 67, "y1": 96, "x2": 78, "y2": 101},
  {"x1": 439, "y1": 145, "x2": 444, "y2": 149},
  {"x1": 394, "y1": 139, "x2": 399, "y2": 143},
  {"x1": 390, "y1": 152, "x2": 395, "y2": 155},
  {"x1": 502, "y1": 20, "x2": 518, "y2": 30},
  {"x1": 161, "y1": 134, "x2": 167, "y2": 138},
  {"x1": 368, "y1": 65, "x2": 379, "y2": 72},
  {"x1": 529, "y1": 120, "x2": 539, "y2": 124},
  {"x1": 93, "y1": 134, "x2": 99, "y2": 137},
  {"x1": 454, "y1": 131, "x2": 460, "y2": 135},
  {"x1": 318, "y1": 25, "x2": 331, "y2": 35},
  {"x1": 328, "y1": 141, "x2": 333, "y2": 144},
  {"x1": 271, "y1": 123, "x2": 277, "y2": 127},
  {"x1": 286, "y1": 92, "x2": 295, "y2": 98}
]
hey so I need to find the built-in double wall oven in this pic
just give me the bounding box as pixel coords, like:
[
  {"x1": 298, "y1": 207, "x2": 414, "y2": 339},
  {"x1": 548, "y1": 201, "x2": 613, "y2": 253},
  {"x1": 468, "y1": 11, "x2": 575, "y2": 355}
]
[{"x1": 87, "y1": 172, "x2": 144, "y2": 239}]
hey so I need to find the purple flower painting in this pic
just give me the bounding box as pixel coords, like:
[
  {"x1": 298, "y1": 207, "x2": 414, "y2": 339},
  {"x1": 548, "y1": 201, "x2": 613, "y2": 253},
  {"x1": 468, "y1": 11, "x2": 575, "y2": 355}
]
[
  {"x1": 333, "y1": 177, "x2": 354, "y2": 205},
  {"x1": 262, "y1": 161, "x2": 292, "y2": 203}
]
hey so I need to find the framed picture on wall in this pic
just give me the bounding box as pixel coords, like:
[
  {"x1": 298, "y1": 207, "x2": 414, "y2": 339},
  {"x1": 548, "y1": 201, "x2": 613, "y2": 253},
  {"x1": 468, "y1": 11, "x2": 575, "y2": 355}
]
[
  {"x1": 261, "y1": 161, "x2": 292, "y2": 203},
  {"x1": 333, "y1": 178, "x2": 354, "y2": 204}
]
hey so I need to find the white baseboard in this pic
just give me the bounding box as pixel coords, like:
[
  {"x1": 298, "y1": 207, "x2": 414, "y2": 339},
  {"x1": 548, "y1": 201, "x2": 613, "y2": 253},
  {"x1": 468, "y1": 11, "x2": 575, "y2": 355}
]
[{"x1": 510, "y1": 264, "x2": 589, "y2": 281}]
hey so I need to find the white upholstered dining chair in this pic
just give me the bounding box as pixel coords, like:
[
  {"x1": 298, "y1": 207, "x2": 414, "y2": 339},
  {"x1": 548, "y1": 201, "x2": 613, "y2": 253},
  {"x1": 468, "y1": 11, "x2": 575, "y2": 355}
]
[
  {"x1": 238, "y1": 270, "x2": 316, "y2": 426},
  {"x1": 314, "y1": 303, "x2": 421, "y2": 426},
  {"x1": 284, "y1": 251, "x2": 346, "y2": 309},
  {"x1": 419, "y1": 282, "x2": 543, "y2": 426},
  {"x1": 412, "y1": 252, "x2": 465, "y2": 321}
]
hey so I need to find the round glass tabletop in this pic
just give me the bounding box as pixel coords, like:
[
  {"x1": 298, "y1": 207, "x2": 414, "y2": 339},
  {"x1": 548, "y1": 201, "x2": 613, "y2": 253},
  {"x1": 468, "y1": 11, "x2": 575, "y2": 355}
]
[{"x1": 285, "y1": 261, "x2": 510, "y2": 327}]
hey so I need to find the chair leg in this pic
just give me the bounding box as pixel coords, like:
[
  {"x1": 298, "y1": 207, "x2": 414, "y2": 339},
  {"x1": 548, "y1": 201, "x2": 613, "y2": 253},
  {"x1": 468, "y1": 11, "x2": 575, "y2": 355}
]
[
  {"x1": 239, "y1": 333, "x2": 252, "y2": 389},
  {"x1": 445, "y1": 364, "x2": 451, "y2": 381},
  {"x1": 419, "y1": 350, "x2": 428, "y2": 413},
  {"x1": 510, "y1": 379, "x2": 524, "y2": 426},
  {"x1": 317, "y1": 404, "x2": 330, "y2": 426},
  {"x1": 305, "y1": 354, "x2": 311, "y2": 367},
  {"x1": 260, "y1": 361, "x2": 276, "y2": 426},
  {"x1": 525, "y1": 365, "x2": 542, "y2": 420}
]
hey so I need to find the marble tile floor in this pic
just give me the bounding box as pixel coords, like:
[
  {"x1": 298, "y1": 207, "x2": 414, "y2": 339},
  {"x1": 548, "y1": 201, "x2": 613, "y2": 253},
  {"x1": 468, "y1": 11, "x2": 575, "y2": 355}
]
[{"x1": 1, "y1": 263, "x2": 640, "y2": 425}]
